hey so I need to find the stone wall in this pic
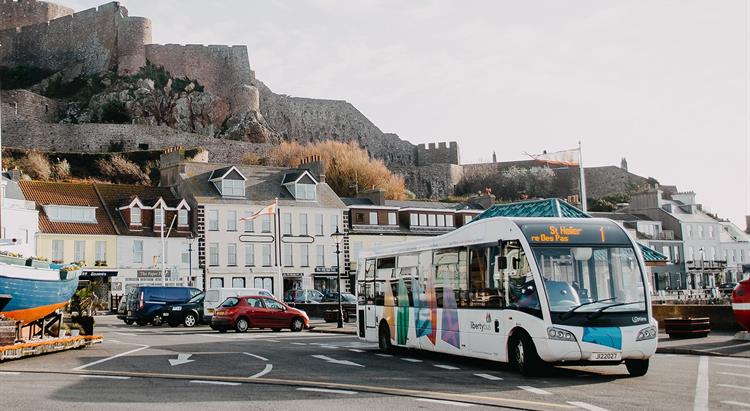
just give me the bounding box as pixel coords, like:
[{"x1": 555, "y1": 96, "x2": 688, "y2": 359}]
[
  {"x1": 0, "y1": 0, "x2": 73, "y2": 31},
  {"x1": 0, "y1": 2, "x2": 152, "y2": 75},
  {"x1": 416, "y1": 141, "x2": 459, "y2": 166},
  {"x1": 585, "y1": 166, "x2": 650, "y2": 198},
  {"x1": 393, "y1": 163, "x2": 463, "y2": 199},
  {"x1": 1, "y1": 89, "x2": 58, "y2": 122}
]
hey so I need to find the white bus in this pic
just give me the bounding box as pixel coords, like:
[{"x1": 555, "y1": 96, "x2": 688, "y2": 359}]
[{"x1": 356, "y1": 217, "x2": 657, "y2": 376}]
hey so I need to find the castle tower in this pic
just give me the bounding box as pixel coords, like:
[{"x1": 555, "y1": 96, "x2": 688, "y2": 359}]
[
  {"x1": 621, "y1": 157, "x2": 628, "y2": 171},
  {"x1": 492, "y1": 151, "x2": 497, "y2": 163}
]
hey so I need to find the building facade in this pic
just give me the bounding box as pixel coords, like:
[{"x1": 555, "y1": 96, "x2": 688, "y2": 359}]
[{"x1": 1, "y1": 173, "x2": 38, "y2": 257}]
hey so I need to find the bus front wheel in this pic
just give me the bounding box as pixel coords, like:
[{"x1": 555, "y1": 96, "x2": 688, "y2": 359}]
[
  {"x1": 510, "y1": 331, "x2": 545, "y2": 376},
  {"x1": 378, "y1": 322, "x2": 392, "y2": 352},
  {"x1": 625, "y1": 359, "x2": 649, "y2": 377}
]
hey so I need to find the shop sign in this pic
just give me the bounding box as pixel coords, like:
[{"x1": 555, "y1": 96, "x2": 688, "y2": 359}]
[
  {"x1": 80, "y1": 270, "x2": 118, "y2": 280},
  {"x1": 282, "y1": 272, "x2": 303, "y2": 278},
  {"x1": 137, "y1": 269, "x2": 171, "y2": 278},
  {"x1": 314, "y1": 266, "x2": 339, "y2": 273}
]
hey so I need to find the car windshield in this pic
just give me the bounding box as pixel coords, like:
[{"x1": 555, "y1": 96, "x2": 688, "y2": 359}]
[
  {"x1": 531, "y1": 246, "x2": 646, "y2": 313},
  {"x1": 220, "y1": 297, "x2": 239, "y2": 308},
  {"x1": 187, "y1": 293, "x2": 204, "y2": 304}
]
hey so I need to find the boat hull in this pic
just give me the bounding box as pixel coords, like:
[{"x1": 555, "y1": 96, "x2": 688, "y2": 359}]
[{"x1": 0, "y1": 268, "x2": 78, "y2": 325}]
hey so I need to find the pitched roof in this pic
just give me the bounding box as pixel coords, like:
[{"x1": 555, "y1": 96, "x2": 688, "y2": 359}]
[{"x1": 18, "y1": 181, "x2": 117, "y2": 235}]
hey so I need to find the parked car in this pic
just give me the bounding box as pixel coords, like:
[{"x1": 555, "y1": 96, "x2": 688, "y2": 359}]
[
  {"x1": 116, "y1": 297, "x2": 133, "y2": 325},
  {"x1": 126, "y1": 286, "x2": 202, "y2": 326},
  {"x1": 284, "y1": 289, "x2": 324, "y2": 304},
  {"x1": 211, "y1": 295, "x2": 310, "y2": 333},
  {"x1": 321, "y1": 292, "x2": 357, "y2": 304},
  {"x1": 162, "y1": 292, "x2": 205, "y2": 327},
  {"x1": 204, "y1": 288, "x2": 273, "y2": 322},
  {"x1": 719, "y1": 282, "x2": 738, "y2": 295}
]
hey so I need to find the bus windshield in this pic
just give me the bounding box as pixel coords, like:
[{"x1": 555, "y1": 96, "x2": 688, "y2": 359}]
[{"x1": 530, "y1": 246, "x2": 646, "y2": 313}]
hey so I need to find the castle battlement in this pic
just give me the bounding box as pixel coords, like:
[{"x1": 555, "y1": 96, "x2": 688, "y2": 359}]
[{"x1": 415, "y1": 141, "x2": 459, "y2": 166}]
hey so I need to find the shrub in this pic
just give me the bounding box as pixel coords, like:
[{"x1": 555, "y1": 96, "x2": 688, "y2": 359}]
[
  {"x1": 268, "y1": 141, "x2": 406, "y2": 200},
  {"x1": 240, "y1": 152, "x2": 264, "y2": 165},
  {"x1": 97, "y1": 155, "x2": 149, "y2": 184},
  {"x1": 100, "y1": 100, "x2": 131, "y2": 124},
  {"x1": 456, "y1": 166, "x2": 556, "y2": 201},
  {"x1": 52, "y1": 159, "x2": 71, "y2": 181},
  {"x1": 0, "y1": 65, "x2": 55, "y2": 89},
  {"x1": 19, "y1": 151, "x2": 52, "y2": 181}
]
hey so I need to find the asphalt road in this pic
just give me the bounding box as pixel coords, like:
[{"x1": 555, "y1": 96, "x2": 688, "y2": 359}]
[{"x1": 0, "y1": 317, "x2": 748, "y2": 411}]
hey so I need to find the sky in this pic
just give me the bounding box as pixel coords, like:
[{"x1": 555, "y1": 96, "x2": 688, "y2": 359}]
[{"x1": 65, "y1": 0, "x2": 750, "y2": 228}]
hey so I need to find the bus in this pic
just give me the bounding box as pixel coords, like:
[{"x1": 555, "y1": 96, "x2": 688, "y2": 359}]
[{"x1": 355, "y1": 217, "x2": 657, "y2": 376}]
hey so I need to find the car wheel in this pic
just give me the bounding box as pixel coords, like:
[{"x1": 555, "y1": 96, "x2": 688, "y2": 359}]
[
  {"x1": 378, "y1": 322, "x2": 392, "y2": 352},
  {"x1": 509, "y1": 331, "x2": 546, "y2": 377},
  {"x1": 124, "y1": 319, "x2": 134, "y2": 325},
  {"x1": 272, "y1": 328, "x2": 282, "y2": 332},
  {"x1": 625, "y1": 359, "x2": 649, "y2": 377},
  {"x1": 290, "y1": 317, "x2": 304, "y2": 332},
  {"x1": 151, "y1": 316, "x2": 163, "y2": 326},
  {"x1": 184, "y1": 313, "x2": 198, "y2": 328},
  {"x1": 235, "y1": 317, "x2": 250, "y2": 333}
]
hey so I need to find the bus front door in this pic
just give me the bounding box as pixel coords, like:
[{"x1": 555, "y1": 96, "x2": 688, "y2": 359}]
[{"x1": 359, "y1": 259, "x2": 378, "y2": 340}]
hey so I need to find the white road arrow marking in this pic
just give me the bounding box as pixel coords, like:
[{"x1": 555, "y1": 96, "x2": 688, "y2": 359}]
[
  {"x1": 311, "y1": 354, "x2": 364, "y2": 367},
  {"x1": 169, "y1": 353, "x2": 194, "y2": 366}
]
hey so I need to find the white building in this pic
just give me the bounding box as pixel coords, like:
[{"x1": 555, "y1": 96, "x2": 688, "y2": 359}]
[
  {"x1": 719, "y1": 221, "x2": 750, "y2": 282},
  {"x1": 1, "y1": 173, "x2": 38, "y2": 257}
]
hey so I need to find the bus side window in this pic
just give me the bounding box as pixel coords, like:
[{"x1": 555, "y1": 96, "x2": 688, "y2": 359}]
[
  {"x1": 468, "y1": 246, "x2": 503, "y2": 308},
  {"x1": 503, "y1": 241, "x2": 542, "y2": 319},
  {"x1": 361, "y1": 258, "x2": 375, "y2": 304},
  {"x1": 433, "y1": 248, "x2": 468, "y2": 308},
  {"x1": 375, "y1": 257, "x2": 396, "y2": 305}
]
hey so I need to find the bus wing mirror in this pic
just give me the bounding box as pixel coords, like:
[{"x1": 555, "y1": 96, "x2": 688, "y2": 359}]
[{"x1": 497, "y1": 256, "x2": 508, "y2": 269}]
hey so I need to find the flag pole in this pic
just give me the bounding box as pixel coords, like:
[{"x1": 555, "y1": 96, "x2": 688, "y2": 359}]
[
  {"x1": 579, "y1": 141, "x2": 587, "y2": 212},
  {"x1": 274, "y1": 198, "x2": 281, "y2": 297}
]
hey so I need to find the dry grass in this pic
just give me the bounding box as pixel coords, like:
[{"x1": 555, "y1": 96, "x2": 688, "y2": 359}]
[
  {"x1": 267, "y1": 140, "x2": 406, "y2": 200},
  {"x1": 240, "y1": 152, "x2": 264, "y2": 165},
  {"x1": 97, "y1": 154, "x2": 150, "y2": 185},
  {"x1": 19, "y1": 151, "x2": 52, "y2": 181},
  {"x1": 53, "y1": 159, "x2": 71, "y2": 181}
]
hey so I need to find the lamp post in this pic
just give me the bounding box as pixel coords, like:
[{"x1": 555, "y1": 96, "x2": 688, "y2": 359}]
[{"x1": 330, "y1": 226, "x2": 345, "y2": 328}]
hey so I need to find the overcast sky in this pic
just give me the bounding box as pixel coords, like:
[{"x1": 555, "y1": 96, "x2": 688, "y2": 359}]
[{"x1": 66, "y1": 0, "x2": 749, "y2": 227}]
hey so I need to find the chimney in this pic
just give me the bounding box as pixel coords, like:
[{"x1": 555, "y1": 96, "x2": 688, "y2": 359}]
[
  {"x1": 358, "y1": 188, "x2": 385, "y2": 206},
  {"x1": 746, "y1": 215, "x2": 750, "y2": 234},
  {"x1": 300, "y1": 155, "x2": 325, "y2": 183}
]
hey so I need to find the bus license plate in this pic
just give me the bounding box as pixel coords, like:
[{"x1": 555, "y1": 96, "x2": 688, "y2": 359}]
[{"x1": 590, "y1": 352, "x2": 621, "y2": 361}]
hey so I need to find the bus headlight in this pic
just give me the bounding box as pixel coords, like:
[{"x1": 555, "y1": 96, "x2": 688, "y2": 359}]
[
  {"x1": 636, "y1": 326, "x2": 657, "y2": 341},
  {"x1": 547, "y1": 327, "x2": 576, "y2": 342}
]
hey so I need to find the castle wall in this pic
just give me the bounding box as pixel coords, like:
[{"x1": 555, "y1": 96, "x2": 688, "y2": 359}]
[
  {"x1": 1, "y1": 89, "x2": 58, "y2": 122},
  {"x1": 0, "y1": 0, "x2": 73, "y2": 31},
  {"x1": 394, "y1": 163, "x2": 463, "y2": 199},
  {"x1": 415, "y1": 141, "x2": 459, "y2": 166},
  {"x1": 0, "y1": 2, "x2": 151, "y2": 75}
]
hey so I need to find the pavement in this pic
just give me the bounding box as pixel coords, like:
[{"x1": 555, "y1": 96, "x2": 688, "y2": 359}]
[
  {"x1": 657, "y1": 331, "x2": 750, "y2": 358},
  {"x1": 0, "y1": 316, "x2": 749, "y2": 410}
]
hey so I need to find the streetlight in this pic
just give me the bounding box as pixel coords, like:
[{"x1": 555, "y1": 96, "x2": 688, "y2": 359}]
[{"x1": 330, "y1": 225, "x2": 345, "y2": 328}]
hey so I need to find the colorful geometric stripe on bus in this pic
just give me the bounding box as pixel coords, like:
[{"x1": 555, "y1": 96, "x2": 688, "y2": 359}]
[
  {"x1": 383, "y1": 281, "x2": 396, "y2": 342},
  {"x1": 426, "y1": 276, "x2": 437, "y2": 345},
  {"x1": 582, "y1": 327, "x2": 622, "y2": 350},
  {"x1": 441, "y1": 284, "x2": 461, "y2": 349},
  {"x1": 412, "y1": 279, "x2": 432, "y2": 338},
  {"x1": 396, "y1": 278, "x2": 409, "y2": 345}
]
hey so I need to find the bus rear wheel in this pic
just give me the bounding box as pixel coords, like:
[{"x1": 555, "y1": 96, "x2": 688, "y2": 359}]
[
  {"x1": 378, "y1": 322, "x2": 392, "y2": 352},
  {"x1": 625, "y1": 359, "x2": 649, "y2": 377},
  {"x1": 510, "y1": 332, "x2": 545, "y2": 377}
]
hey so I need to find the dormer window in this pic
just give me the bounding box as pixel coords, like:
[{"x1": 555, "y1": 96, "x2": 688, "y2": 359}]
[
  {"x1": 222, "y1": 179, "x2": 245, "y2": 197},
  {"x1": 154, "y1": 208, "x2": 165, "y2": 226},
  {"x1": 131, "y1": 207, "x2": 142, "y2": 225},
  {"x1": 295, "y1": 183, "x2": 316, "y2": 200},
  {"x1": 209, "y1": 166, "x2": 247, "y2": 198},
  {"x1": 178, "y1": 209, "x2": 188, "y2": 226},
  {"x1": 45, "y1": 205, "x2": 97, "y2": 223},
  {"x1": 283, "y1": 170, "x2": 318, "y2": 201}
]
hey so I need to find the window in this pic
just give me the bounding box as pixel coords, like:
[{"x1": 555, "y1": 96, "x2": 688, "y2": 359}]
[
  {"x1": 132, "y1": 240, "x2": 143, "y2": 264},
  {"x1": 262, "y1": 244, "x2": 272, "y2": 266},
  {"x1": 468, "y1": 247, "x2": 501, "y2": 308},
  {"x1": 131, "y1": 207, "x2": 142, "y2": 225},
  {"x1": 264, "y1": 298, "x2": 284, "y2": 310},
  {"x1": 261, "y1": 215, "x2": 271, "y2": 233},
  {"x1": 688, "y1": 246, "x2": 694, "y2": 261},
  {"x1": 300, "y1": 245, "x2": 309, "y2": 267},
  {"x1": 708, "y1": 226, "x2": 714, "y2": 239},
  {"x1": 74, "y1": 240, "x2": 86, "y2": 263},
  {"x1": 433, "y1": 248, "x2": 468, "y2": 308},
  {"x1": 410, "y1": 213, "x2": 418, "y2": 226},
  {"x1": 437, "y1": 214, "x2": 445, "y2": 227},
  {"x1": 208, "y1": 210, "x2": 219, "y2": 231},
  {"x1": 244, "y1": 212, "x2": 255, "y2": 232},
  {"x1": 282, "y1": 213, "x2": 292, "y2": 235},
  {"x1": 52, "y1": 240, "x2": 64, "y2": 261},
  {"x1": 419, "y1": 214, "x2": 427, "y2": 226},
  {"x1": 222, "y1": 179, "x2": 245, "y2": 197},
  {"x1": 686, "y1": 225, "x2": 693, "y2": 238},
  {"x1": 355, "y1": 213, "x2": 365, "y2": 224},
  {"x1": 45, "y1": 205, "x2": 96, "y2": 223},
  {"x1": 316, "y1": 245, "x2": 325, "y2": 267},
  {"x1": 154, "y1": 208, "x2": 165, "y2": 226},
  {"x1": 446, "y1": 215, "x2": 454, "y2": 227},
  {"x1": 95, "y1": 241, "x2": 107, "y2": 263},
  {"x1": 464, "y1": 215, "x2": 473, "y2": 224},
  {"x1": 283, "y1": 244, "x2": 293, "y2": 266},
  {"x1": 254, "y1": 277, "x2": 273, "y2": 292},
  {"x1": 428, "y1": 214, "x2": 436, "y2": 226},
  {"x1": 331, "y1": 214, "x2": 339, "y2": 234},
  {"x1": 503, "y1": 241, "x2": 540, "y2": 318},
  {"x1": 698, "y1": 225, "x2": 704, "y2": 239},
  {"x1": 295, "y1": 183, "x2": 316, "y2": 200},
  {"x1": 178, "y1": 209, "x2": 188, "y2": 226},
  {"x1": 388, "y1": 212, "x2": 397, "y2": 225},
  {"x1": 244, "y1": 245, "x2": 255, "y2": 266},
  {"x1": 315, "y1": 214, "x2": 324, "y2": 236},
  {"x1": 232, "y1": 277, "x2": 245, "y2": 288},
  {"x1": 181, "y1": 242, "x2": 190, "y2": 264},
  {"x1": 208, "y1": 243, "x2": 219, "y2": 266},
  {"x1": 227, "y1": 243, "x2": 237, "y2": 266},
  {"x1": 369, "y1": 212, "x2": 378, "y2": 225},
  {"x1": 210, "y1": 277, "x2": 224, "y2": 288},
  {"x1": 227, "y1": 210, "x2": 237, "y2": 232},
  {"x1": 300, "y1": 214, "x2": 308, "y2": 235}
]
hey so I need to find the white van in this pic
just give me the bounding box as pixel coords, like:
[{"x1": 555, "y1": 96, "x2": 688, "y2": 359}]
[{"x1": 204, "y1": 288, "x2": 273, "y2": 320}]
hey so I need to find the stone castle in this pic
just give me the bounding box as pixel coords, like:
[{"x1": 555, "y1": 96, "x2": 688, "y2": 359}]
[{"x1": 0, "y1": 0, "x2": 644, "y2": 201}]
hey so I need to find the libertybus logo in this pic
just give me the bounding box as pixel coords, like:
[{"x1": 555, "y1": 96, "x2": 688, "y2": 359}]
[
  {"x1": 470, "y1": 321, "x2": 491, "y2": 332},
  {"x1": 632, "y1": 316, "x2": 648, "y2": 324}
]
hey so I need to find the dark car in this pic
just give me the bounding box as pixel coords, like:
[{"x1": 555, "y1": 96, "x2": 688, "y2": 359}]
[
  {"x1": 321, "y1": 292, "x2": 357, "y2": 304},
  {"x1": 161, "y1": 292, "x2": 205, "y2": 327},
  {"x1": 126, "y1": 286, "x2": 202, "y2": 326},
  {"x1": 719, "y1": 282, "x2": 738, "y2": 295},
  {"x1": 211, "y1": 295, "x2": 310, "y2": 333}
]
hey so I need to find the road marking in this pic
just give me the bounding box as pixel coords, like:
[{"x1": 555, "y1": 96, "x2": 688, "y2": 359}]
[
  {"x1": 249, "y1": 364, "x2": 273, "y2": 379},
  {"x1": 518, "y1": 386, "x2": 552, "y2": 395},
  {"x1": 566, "y1": 401, "x2": 609, "y2": 411},
  {"x1": 311, "y1": 354, "x2": 364, "y2": 367},
  {"x1": 0, "y1": 371, "x2": 21, "y2": 375},
  {"x1": 79, "y1": 375, "x2": 131, "y2": 380},
  {"x1": 169, "y1": 353, "x2": 194, "y2": 366},
  {"x1": 721, "y1": 401, "x2": 750, "y2": 408},
  {"x1": 415, "y1": 398, "x2": 475, "y2": 407},
  {"x1": 474, "y1": 373, "x2": 503, "y2": 381},
  {"x1": 707, "y1": 341, "x2": 750, "y2": 351},
  {"x1": 434, "y1": 364, "x2": 460, "y2": 370},
  {"x1": 265, "y1": 339, "x2": 281, "y2": 343},
  {"x1": 694, "y1": 356, "x2": 709, "y2": 411},
  {"x1": 719, "y1": 372, "x2": 750, "y2": 378},
  {"x1": 190, "y1": 380, "x2": 242, "y2": 386},
  {"x1": 296, "y1": 387, "x2": 358, "y2": 395},
  {"x1": 375, "y1": 353, "x2": 392, "y2": 357},
  {"x1": 716, "y1": 362, "x2": 750, "y2": 369},
  {"x1": 320, "y1": 345, "x2": 339, "y2": 349},
  {"x1": 401, "y1": 358, "x2": 422, "y2": 363},
  {"x1": 108, "y1": 339, "x2": 120, "y2": 343},
  {"x1": 291, "y1": 342, "x2": 307, "y2": 345},
  {"x1": 349, "y1": 349, "x2": 365, "y2": 353},
  {"x1": 73, "y1": 344, "x2": 150, "y2": 370},
  {"x1": 717, "y1": 384, "x2": 750, "y2": 392},
  {"x1": 242, "y1": 352, "x2": 269, "y2": 362},
  {"x1": 114, "y1": 332, "x2": 138, "y2": 337}
]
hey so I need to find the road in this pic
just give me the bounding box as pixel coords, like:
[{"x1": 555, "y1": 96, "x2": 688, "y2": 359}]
[{"x1": 0, "y1": 317, "x2": 748, "y2": 410}]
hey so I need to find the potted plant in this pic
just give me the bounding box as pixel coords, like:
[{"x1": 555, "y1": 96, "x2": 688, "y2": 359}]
[{"x1": 70, "y1": 282, "x2": 98, "y2": 335}]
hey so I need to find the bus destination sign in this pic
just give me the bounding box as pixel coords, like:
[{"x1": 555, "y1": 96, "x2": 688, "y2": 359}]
[{"x1": 520, "y1": 222, "x2": 631, "y2": 245}]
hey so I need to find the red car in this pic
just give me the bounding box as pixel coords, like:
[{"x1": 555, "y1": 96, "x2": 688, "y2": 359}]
[{"x1": 210, "y1": 295, "x2": 310, "y2": 333}]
